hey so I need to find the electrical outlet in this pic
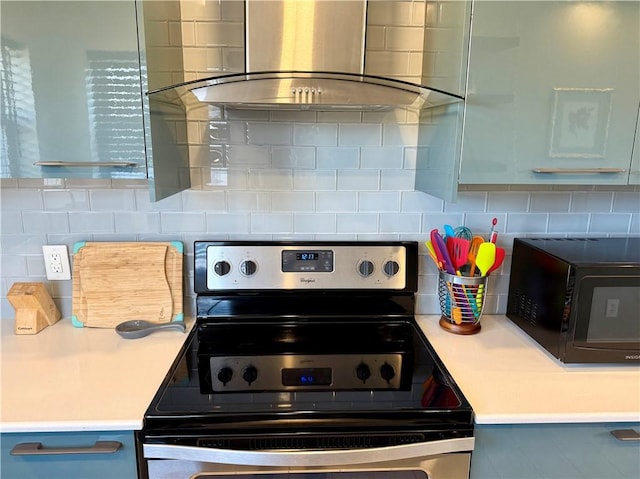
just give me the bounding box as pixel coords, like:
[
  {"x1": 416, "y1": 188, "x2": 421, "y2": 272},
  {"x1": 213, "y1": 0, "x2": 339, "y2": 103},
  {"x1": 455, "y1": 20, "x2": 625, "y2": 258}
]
[{"x1": 43, "y1": 245, "x2": 71, "y2": 280}]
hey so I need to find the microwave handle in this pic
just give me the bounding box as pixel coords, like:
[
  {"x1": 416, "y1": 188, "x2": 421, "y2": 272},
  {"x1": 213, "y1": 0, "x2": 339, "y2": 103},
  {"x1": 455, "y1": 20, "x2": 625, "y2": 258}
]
[
  {"x1": 144, "y1": 437, "x2": 474, "y2": 467},
  {"x1": 611, "y1": 429, "x2": 640, "y2": 442}
]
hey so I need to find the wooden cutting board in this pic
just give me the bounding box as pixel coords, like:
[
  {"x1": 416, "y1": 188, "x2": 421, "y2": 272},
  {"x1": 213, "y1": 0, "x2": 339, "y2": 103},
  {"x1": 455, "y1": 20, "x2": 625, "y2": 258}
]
[{"x1": 71, "y1": 242, "x2": 183, "y2": 328}]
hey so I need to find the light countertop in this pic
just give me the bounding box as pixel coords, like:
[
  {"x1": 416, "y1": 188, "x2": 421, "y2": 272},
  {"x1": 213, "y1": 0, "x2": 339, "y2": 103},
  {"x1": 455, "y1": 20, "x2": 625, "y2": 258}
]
[
  {"x1": 0, "y1": 318, "x2": 192, "y2": 433},
  {"x1": 2, "y1": 315, "x2": 639, "y2": 434},
  {"x1": 417, "y1": 315, "x2": 640, "y2": 425}
]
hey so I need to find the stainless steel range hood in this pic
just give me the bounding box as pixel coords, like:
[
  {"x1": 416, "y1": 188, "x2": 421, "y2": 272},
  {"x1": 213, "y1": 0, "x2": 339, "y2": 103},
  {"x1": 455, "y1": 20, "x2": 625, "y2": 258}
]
[{"x1": 145, "y1": 0, "x2": 465, "y2": 112}]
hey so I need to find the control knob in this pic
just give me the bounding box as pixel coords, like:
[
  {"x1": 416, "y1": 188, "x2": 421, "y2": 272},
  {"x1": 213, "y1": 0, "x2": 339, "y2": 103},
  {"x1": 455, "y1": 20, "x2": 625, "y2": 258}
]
[
  {"x1": 239, "y1": 260, "x2": 257, "y2": 276},
  {"x1": 217, "y1": 367, "x2": 233, "y2": 385},
  {"x1": 355, "y1": 363, "x2": 371, "y2": 383},
  {"x1": 358, "y1": 260, "x2": 375, "y2": 277},
  {"x1": 242, "y1": 365, "x2": 258, "y2": 385},
  {"x1": 213, "y1": 260, "x2": 231, "y2": 277},
  {"x1": 383, "y1": 260, "x2": 400, "y2": 277},
  {"x1": 380, "y1": 363, "x2": 396, "y2": 383}
]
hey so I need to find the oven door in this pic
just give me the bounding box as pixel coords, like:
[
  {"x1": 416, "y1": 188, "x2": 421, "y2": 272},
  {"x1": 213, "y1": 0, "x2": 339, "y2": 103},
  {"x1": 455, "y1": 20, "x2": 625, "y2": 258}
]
[{"x1": 143, "y1": 438, "x2": 474, "y2": 479}]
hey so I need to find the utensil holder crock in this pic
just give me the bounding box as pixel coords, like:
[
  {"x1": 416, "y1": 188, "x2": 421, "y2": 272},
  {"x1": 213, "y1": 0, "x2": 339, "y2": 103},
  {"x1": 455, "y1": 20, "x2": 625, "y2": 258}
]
[{"x1": 438, "y1": 271, "x2": 487, "y2": 335}]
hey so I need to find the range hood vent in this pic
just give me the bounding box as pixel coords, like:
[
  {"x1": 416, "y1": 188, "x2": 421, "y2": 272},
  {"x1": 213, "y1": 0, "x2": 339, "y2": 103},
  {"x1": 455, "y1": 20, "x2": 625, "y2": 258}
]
[
  {"x1": 145, "y1": 0, "x2": 465, "y2": 112},
  {"x1": 148, "y1": 71, "x2": 463, "y2": 112}
]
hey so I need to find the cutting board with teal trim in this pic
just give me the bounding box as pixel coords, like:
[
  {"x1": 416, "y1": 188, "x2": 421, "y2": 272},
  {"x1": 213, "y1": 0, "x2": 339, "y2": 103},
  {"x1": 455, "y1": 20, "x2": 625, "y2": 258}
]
[{"x1": 71, "y1": 242, "x2": 183, "y2": 328}]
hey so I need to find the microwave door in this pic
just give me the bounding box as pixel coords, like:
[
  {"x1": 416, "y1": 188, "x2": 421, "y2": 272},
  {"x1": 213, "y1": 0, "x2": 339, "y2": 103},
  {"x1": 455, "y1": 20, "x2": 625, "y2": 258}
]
[{"x1": 570, "y1": 273, "x2": 640, "y2": 361}]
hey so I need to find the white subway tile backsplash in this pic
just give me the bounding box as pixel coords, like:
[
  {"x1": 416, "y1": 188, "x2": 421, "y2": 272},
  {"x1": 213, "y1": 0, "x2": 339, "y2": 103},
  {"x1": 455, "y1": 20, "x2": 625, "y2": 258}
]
[
  {"x1": 316, "y1": 192, "x2": 357, "y2": 212},
  {"x1": 361, "y1": 147, "x2": 404, "y2": 169},
  {"x1": 227, "y1": 145, "x2": 271, "y2": 167},
  {"x1": 182, "y1": 190, "x2": 226, "y2": 211},
  {"x1": 613, "y1": 192, "x2": 640, "y2": 212},
  {"x1": 487, "y1": 192, "x2": 530, "y2": 212},
  {"x1": 43, "y1": 190, "x2": 90, "y2": 211},
  {"x1": 114, "y1": 212, "x2": 161, "y2": 234},
  {"x1": 2, "y1": 189, "x2": 42, "y2": 210},
  {"x1": 338, "y1": 124, "x2": 382, "y2": 147},
  {"x1": 205, "y1": 213, "x2": 250, "y2": 234},
  {"x1": 160, "y1": 212, "x2": 206, "y2": 232},
  {"x1": 380, "y1": 213, "x2": 421, "y2": 233},
  {"x1": 444, "y1": 192, "x2": 487, "y2": 212},
  {"x1": 383, "y1": 124, "x2": 418, "y2": 147},
  {"x1": 571, "y1": 192, "x2": 615, "y2": 212},
  {"x1": 22, "y1": 212, "x2": 69, "y2": 234},
  {"x1": 271, "y1": 147, "x2": 316, "y2": 169},
  {"x1": 1, "y1": 255, "x2": 28, "y2": 277},
  {"x1": 358, "y1": 192, "x2": 401, "y2": 212},
  {"x1": 226, "y1": 191, "x2": 271, "y2": 212},
  {"x1": 380, "y1": 169, "x2": 415, "y2": 191},
  {"x1": 68, "y1": 212, "x2": 114, "y2": 233},
  {"x1": 293, "y1": 124, "x2": 338, "y2": 147},
  {"x1": 294, "y1": 213, "x2": 336, "y2": 234},
  {"x1": 272, "y1": 192, "x2": 315, "y2": 212},
  {"x1": 250, "y1": 213, "x2": 293, "y2": 234},
  {"x1": 506, "y1": 213, "x2": 548, "y2": 234},
  {"x1": 337, "y1": 170, "x2": 379, "y2": 191},
  {"x1": 336, "y1": 213, "x2": 378, "y2": 234},
  {"x1": 530, "y1": 192, "x2": 571, "y2": 212},
  {"x1": 316, "y1": 147, "x2": 360, "y2": 169},
  {"x1": 386, "y1": 26, "x2": 425, "y2": 51},
  {"x1": 401, "y1": 191, "x2": 444, "y2": 212},
  {"x1": 589, "y1": 213, "x2": 632, "y2": 234},
  {"x1": 548, "y1": 213, "x2": 590, "y2": 234},
  {"x1": 89, "y1": 190, "x2": 136, "y2": 211},
  {"x1": 247, "y1": 123, "x2": 293, "y2": 146},
  {"x1": 1, "y1": 211, "x2": 22, "y2": 234},
  {"x1": 293, "y1": 170, "x2": 337, "y2": 191}
]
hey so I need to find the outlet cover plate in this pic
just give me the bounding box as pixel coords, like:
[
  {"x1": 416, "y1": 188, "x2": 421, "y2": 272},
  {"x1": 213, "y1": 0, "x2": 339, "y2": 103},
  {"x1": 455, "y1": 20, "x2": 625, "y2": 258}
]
[{"x1": 42, "y1": 245, "x2": 71, "y2": 280}]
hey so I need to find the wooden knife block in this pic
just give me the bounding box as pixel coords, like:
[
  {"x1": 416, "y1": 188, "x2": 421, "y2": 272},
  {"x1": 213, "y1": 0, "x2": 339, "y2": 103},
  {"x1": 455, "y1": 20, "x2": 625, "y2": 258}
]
[{"x1": 7, "y1": 282, "x2": 61, "y2": 335}]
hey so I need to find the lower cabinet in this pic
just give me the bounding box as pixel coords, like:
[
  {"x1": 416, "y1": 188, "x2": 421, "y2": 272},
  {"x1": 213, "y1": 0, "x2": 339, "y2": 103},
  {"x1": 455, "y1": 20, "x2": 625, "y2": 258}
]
[
  {"x1": 471, "y1": 422, "x2": 640, "y2": 479},
  {"x1": 0, "y1": 430, "x2": 137, "y2": 479}
]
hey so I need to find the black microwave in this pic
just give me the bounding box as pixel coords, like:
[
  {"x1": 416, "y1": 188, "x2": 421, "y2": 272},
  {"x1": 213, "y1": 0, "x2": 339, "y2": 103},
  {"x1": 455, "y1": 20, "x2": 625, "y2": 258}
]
[{"x1": 507, "y1": 237, "x2": 640, "y2": 364}]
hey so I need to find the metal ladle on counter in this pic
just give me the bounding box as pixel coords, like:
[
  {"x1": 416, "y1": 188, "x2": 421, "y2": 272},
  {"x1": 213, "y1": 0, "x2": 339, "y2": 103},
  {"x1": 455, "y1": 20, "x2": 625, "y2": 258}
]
[{"x1": 115, "y1": 319, "x2": 186, "y2": 339}]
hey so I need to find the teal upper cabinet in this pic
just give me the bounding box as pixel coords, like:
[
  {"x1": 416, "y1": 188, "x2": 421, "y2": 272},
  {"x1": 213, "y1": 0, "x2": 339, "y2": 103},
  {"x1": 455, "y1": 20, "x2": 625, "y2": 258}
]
[
  {"x1": 460, "y1": 1, "x2": 640, "y2": 185},
  {"x1": 0, "y1": 1, "x2": 146, "y2": 179},
  {"x1": 630, "y1": 106, "x2": 640, "y2": 185}
]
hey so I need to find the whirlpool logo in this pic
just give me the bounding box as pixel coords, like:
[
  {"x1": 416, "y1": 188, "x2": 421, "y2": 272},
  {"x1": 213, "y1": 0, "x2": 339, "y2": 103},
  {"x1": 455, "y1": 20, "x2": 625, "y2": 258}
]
[
  {"x1": 625, "y1": 354, "x2": 640, "y2": 360},
  {"x1": 300, "y1": 278, "x2": 316, "y2": 284}
]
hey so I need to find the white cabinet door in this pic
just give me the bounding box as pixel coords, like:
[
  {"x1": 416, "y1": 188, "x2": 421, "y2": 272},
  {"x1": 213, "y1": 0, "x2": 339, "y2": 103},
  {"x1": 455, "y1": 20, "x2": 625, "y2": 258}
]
[
  {"x1": 460, "y1": 1, "x2": 639, "y2": 185},
  {"x1": 0, "y1": 1, "x2": 146, "y2": 179}
]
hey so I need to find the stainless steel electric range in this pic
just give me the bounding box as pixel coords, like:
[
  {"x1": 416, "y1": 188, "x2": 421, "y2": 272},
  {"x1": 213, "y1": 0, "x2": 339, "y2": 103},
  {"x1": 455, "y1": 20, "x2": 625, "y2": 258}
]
[{"x1": 137, "y1": 241, "x2": 474, "y2": 479}]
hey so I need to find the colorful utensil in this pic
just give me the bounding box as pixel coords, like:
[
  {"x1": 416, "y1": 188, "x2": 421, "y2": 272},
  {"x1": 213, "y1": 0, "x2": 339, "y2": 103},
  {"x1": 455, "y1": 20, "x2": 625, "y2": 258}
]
[
  {"x1": 475, "y1": 242, "x2": 496, "y2": 277},
  {"x1": 467, "y1": 236, "x2": 485, "y2": 276},
  {"x1": 444, "y1": 224, "x2": 456, "y2": 239},
  {"x1": 447, "y1": 237, "x2": 471, "y2": 273},
  {"x1": 432, "y1": 230, "x2": 455, "y2": 274},
  {"x1": 488, "y1": 247, "x2": 505, "y2": 274},
  {"x1": 425, "y1": 241, "x2": 440, "y2": 269}
]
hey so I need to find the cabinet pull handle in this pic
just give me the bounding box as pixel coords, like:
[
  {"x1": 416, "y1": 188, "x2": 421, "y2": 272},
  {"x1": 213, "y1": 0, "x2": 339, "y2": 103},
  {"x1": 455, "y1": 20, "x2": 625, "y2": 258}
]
[
  {"x1": 532, "y1": 168, "x2": 626, "y2": 174},
  {"x1": 34, "y1": 161, "x2": 137, "y2": 167},
  {"x1": 611, "y1": 429, "x2": 640, "y2": 442},
  {"x1": 10, "y1": 441, "x2": 122, "y2": 456}
]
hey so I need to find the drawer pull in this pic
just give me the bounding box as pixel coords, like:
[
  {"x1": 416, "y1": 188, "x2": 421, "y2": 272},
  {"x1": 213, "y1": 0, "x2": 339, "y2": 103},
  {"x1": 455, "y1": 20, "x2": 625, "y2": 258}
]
[
  {"x1": 532, "y1": 168, "x2": 626, "y2": 174},
  {"x1": 10, "y1": 441, "x2": 122, "y2": 456},
  {"x1": 611, "y1": 429, "x2": 640, "y2": 442},
  {"x1": 34, "y1": 161, "x2": 137, "y2": 167}
]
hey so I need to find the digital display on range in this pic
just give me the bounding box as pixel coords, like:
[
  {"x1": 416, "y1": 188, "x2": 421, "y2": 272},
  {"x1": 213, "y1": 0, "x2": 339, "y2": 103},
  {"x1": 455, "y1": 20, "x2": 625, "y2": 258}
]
[
  {"x1": 282, "y1": 368, "x2": 332, "y2": 386},
  {"x1": 282, "y1": 250, "x2": 334, "y2": 272},
  {"x1": 297, "y1": 252, "x2": 318, "y2": 261}
]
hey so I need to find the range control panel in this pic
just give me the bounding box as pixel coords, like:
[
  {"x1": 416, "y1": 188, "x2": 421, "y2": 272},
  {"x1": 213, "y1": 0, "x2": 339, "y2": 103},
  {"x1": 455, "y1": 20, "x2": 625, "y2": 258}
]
[
  {"x1": 208, "y1": 353, "x2": 404, "y2": 392},
  {"x1": 195, "y1": 241, "x2": 418, "y2": 292}
]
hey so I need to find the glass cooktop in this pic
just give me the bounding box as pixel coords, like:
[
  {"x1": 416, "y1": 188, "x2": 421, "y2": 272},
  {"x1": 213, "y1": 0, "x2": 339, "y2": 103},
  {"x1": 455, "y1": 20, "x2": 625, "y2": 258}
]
[{"x1": 144, "y1": 319, "x2": 473, "y2": 432}]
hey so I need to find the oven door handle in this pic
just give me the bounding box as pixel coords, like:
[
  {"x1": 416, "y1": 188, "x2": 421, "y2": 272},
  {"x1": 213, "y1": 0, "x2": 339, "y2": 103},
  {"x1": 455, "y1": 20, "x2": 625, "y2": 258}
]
[{"x1": 143, "y1": 437, "x2": 474, "y2": 467}]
